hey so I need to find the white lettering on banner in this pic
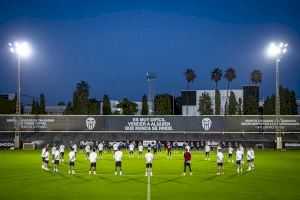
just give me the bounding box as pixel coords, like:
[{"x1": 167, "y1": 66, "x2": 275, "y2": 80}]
[
  {"x1": 6, "y1": 117, "x2": 55, "y2": 129},
  {"x1": 285, "y1": 143, "x2": 300, "y2": 147},
  {"x1": 125, "y1": 117, "x2": 173, "y2": 131},
  {"x1": 241, "y1": 118, "x2": 300, "y2": 130},
  {"x1": 0, "y1": 142, "x2": 14, "y2": 147}
]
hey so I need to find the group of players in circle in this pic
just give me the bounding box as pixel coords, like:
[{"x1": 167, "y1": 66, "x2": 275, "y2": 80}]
[{"x1": 41, "y1": 141, "x2": 255, "y2": 176}]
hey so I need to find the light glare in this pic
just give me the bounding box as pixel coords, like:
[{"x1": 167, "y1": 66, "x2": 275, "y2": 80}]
[
  {"x1": 9, "y1": 41, "x2": 32, "y2": 58},
  {"x1": 267, "y1": 42, "x2": 288, "y2": 57}
]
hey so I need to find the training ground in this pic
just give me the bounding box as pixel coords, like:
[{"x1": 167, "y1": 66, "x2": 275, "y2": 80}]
[{"x1": 0, "y1": 149, "x2": 299, "y2": 200}]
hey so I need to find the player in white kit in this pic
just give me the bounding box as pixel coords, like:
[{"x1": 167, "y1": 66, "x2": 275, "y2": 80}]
[
  {"x1": 59, "y1": 144, "x2": 65, "y2": 162},
  {"x1": 89, "y1": 149, "x2": 97, "y2": 175},
  {"x1": 114, "y1": 147, "x2": 123, "y2": 176},
  {"x1": 204, "y1": 143, "x2": 210, "y2": 160},
  {"x1": 69, "y1": 147, "x2": 76, "y2": 174},
  {"x1": 217, "y1": 149, "x2": 224, "y2": 175},
  {"x1": 145, "y1": 149, "x2": 154, "y2": 176},
  {"x1": 138, "y1": 142, "x2": 143, "y2": 158},
  {"x1": 129, "y1": 142, "x2": 135, "y2": 158},
  {"x1": 98, "y1": 142, "x2": 104, "y2": 159},
  {"x1": 236, "y1": 148, "x2": 243, "y2": 174}
]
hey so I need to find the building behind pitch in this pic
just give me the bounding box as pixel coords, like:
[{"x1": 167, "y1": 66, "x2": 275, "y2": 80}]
[{"x1": 181, "y1": 85, "x2": 260, "y2": 116}]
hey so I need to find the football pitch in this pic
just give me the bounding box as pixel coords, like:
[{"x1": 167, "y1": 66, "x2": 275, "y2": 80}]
[{"x1": 0, "y1": 149, "x2": 300, "y2": 200}]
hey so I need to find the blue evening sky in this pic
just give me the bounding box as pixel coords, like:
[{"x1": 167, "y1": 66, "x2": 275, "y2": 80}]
[{"x1": 0, "y1": 0, "x2": 299, "y2": 105}]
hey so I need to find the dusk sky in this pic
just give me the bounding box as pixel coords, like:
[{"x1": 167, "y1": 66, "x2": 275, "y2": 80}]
[{"x1": 0, "y1": 0, "x2": 299, "y2": 105}]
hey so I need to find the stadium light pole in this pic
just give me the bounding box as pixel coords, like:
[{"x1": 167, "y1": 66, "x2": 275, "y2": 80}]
[
  {"x1": 267, "y1": 42, "x2": 288, "y2": 150},
  {"x1": 8, "y1": 41, "x2": 32, "y2": 149}
]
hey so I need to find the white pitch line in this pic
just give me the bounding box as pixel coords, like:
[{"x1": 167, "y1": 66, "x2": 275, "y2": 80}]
[{"x1": 147, "y1": 175, "x2": 151, "y2": 200}]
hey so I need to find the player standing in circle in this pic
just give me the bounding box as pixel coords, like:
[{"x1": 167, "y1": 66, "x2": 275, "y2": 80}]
[
  {"x1": 204, "y1": 143, "x2": 210, "y2": 160},
  {"x1": 239, "y1": 144, "x2": 244, "y2": 164},
  {"x1": 138, "y1": 142, "x2": 143, "y2": 158},
  {"x1": 69, "y1": 148, "x2": 76, "y2": 174},
  {"x1": 228, "y1": 143, "x2": 233, "y2": 163},
  {"x1": 89, "y1": 149, "x2": 97, "y2": 175},
  {"x1": 43, "y1": 148, "x2": 50, "y2": 171},
  {"x1": 53, "y1": 148, "x2": 60, "y2": 173},
  {"x1": 98, "y1": 142, "x2": 104, "y2": 159},
  {"x1": 72, "y1": 143, "x2": 77, "y2": 156},
  {"x1": 85, "y1": 143, "x2": 91, "y2": 160},
  {"x1": 51, "y1": 144, "x2": 56, "y2": 163},
  {"x1": 196, "y1": 142, "x2": 201, "y2": 154},
  {"x1": 246, "y1": 147, "x2": 255, "y2": 171},
  {"x1": 182, "y1": 148, "x2": 192, "y2": 176},
  {"x1": 157, "y1": 141, "x2": 162, "y2": 152},
  {"x1": 59, "y1": 144, "x2": 65, "y2": 162},
  {"x1": 250, "y1": 147, "x2": 255, "y2": 168},
  {"x1": 236, "y1": 147, "x2": 243, "y2": 174},
  {"x1": 174, "y1": 142, "x2": 178, "y2": 154},
  {"x1": 166, "y1": 142, "x2": 172, "y2": 159},
  {"x1": 114, "y1": 147, "x2": 123, "y2": 176},
  {"x1": 41, "y1": 144, "x2": 48, "y2": 169},
  {"x1": 113, "y1": 142, "x2": 119, "y2": 153},
  {"x1": 129, "y1": 142, "x2": 135, "y2": 159},
  {"x1": 153, "y1": 143, "x2": 158, "y2": 158},
  {"x1": 216, "y1": 148, "x2": 224, "y2": 175},
  {"x1": 145, "y1": 149, "x2": 154, "y2": 176}
]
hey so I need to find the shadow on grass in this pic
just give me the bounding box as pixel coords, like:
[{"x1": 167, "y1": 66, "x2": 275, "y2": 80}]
[
  {"x1": 97, "y1": 175, "x2": 146, "y2": 185},
  {"x1": 151, "y1": 176, "x2": 184, "y2": 186}
]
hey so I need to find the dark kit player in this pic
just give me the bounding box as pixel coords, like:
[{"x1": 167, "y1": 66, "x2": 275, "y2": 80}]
[
  {"x1": 166, "y1": 142, "x2": 172, "y2": 159},
  {"x1": 182, "y1": 148, "x2": 192, "y2": 176}
]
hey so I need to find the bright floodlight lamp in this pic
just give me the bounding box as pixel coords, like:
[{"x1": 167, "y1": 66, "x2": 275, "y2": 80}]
[
  {"x1": 8, "y1": 41, "x2": 31, "y2": 149},
  {"x1": 266, "y1": 41, "x2": 288, "y2": 150},
  {"x1": 267, "y1": 42, "x2": 288, "y2": 58},
  {"x1": 9, "y1": 41, "x2": 31, "y2": 58}
]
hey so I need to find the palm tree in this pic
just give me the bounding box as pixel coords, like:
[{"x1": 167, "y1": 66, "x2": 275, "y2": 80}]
[
  {"x1": 76, "y1": 81, "x2": 90, "y2": 99},
  {"x1": 211, "y1": 68, "x2": 222, "y2": 89},
  {"x1": 75, "y1": 80, "x2": 90, "y2": 114},
  {"x1": 184, "y1": 69, "x2": 196, "y2": 115},
  {"x1": 251, "y1": 69, "x2": 262, "y2": 85},
  {"x1": 224, "y1": 67, "x2": 236, "y2": 115}
]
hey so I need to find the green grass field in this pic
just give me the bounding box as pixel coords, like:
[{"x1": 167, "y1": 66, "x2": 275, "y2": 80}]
[{"x1": 0, "y1": 149, "x2": 300, "y2": 200}]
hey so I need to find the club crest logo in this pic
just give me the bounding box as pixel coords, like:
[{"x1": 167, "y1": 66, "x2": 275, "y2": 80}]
[
  {"x1": 202, "y1": 117, "x2": 212, "y2": 131},
  {"x1": 86, "y1": 117, "x2": 96, "y2": 130}
]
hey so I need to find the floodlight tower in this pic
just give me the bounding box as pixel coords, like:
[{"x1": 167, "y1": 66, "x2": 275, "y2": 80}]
[
  {"x1": 9, "y1": 41, "x2": 32, "y2": 148},
  {"x1": 267, "y1": 42, "x2": 288, "y2": 150},
  {"x1": 146, "y1": 72, "x2": 156, "y2": 115}
]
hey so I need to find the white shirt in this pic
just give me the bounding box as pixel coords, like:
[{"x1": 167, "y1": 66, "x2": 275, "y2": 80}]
[
  {"x1": 251, "y1": 149, "x2": 255, "y2": 158},
  {"x1": 69, "y1": 151, "x2": 76, "y2": 162},
  {"x1": 51, "y1": 147, "x2": 56, "y2": 155},
  {"x1": 54, "y1": 150, "x2": 60, "y2": 161},
  {"x1": 41, "y1": 147, "x2": 46, "y2": 157},
  {"x1": 114, "y1": 151, "x2": 123, "y2": 162},
  {"x1": 217, "y1": 152, "x2": 224, "y2": 163},
  {"x1": 98, "y1": 143, "x2": 103, "y2": 151},
  {"x1": 240, "y1": 147, "x2": 244, "y2": 155},
  {"x1": 44, "y1": 151, "x2": 49, "y2": 161},
  {"x1": 129, "y1": 144, "x2": 134, "y2": 151},
  {"x1": 89, "y1": 152, "x2": 97, "y2": 163},
  {"x1": 72, "y1": 144, "x2": 77, "y2": 152},
  {"x1": 205, "y1": 145, "x2": 210, "y2": 152},
  {"x1": 228, "y1": 147, "x2": 233, "y2": 154},
  {"x1": 185, "y1": 145, "x2": 190, "y2": 151},
  {"x1": 59, "y1": 145, "x2": 65, "y2": 153},
  {"x1": 236, "y1": 150, "x2": 242, "y2": 161},
  {"x1": 145, "y1": 152, "x2": 154, "y2": 164},
  {"x1": 138, "y1": 145, "x2": 143, "y2": 152},
  {"x1": 85, "y1": 145, "x2": 91, "y2": 153},
  {"x1": 113, "y1": 143, "x2": 119, "y2": 151}
]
